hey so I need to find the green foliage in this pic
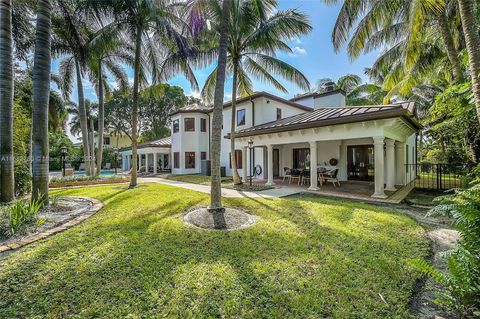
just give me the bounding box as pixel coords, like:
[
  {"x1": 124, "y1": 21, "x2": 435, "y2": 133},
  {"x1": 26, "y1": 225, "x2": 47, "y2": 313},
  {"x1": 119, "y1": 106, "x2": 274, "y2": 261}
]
[
  {"x1": 105, "y1": 84, "x2": 189, "y2": 143},
  {"x1": 410, "y1": 185, "x2": 480, "y2": 317},
  {"x1": 14, "y1": 161, "x2": 31, "y2": 197},
  {"x1": 0, "y1": 184, "x2": 428, "y2": 317},
  {"x1": 0, "y1": 198, "x2": 42, "y2": 237},
  {"x1": 48, "y1": 132, "x2": 74, "y2": 171}
]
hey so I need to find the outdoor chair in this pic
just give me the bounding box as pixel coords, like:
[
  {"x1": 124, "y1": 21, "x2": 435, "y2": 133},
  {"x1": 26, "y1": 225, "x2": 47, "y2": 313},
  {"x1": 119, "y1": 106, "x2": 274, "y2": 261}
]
[
  {"x1": 78, "y1": 163, "x2": 86, "y2": 171},
  {"x1": 283, "y1": 167, "x2": 292, "y2": 183},
  {"x1": 104, "y1": 163, "x2": 111, "y2": 170},
  {"x1": 323, "y1": 169, "x2": 340, "y2": 187},
  {"x1": 290, "y1": 169, "x2": 301, "y2": 184},
  {"x1": 301, "y1": 169, "x2": 311, "y2": 186}
]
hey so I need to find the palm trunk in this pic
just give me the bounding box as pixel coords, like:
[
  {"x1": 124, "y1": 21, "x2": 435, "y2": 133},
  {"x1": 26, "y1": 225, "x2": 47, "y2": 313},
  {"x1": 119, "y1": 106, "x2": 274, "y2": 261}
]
[
  {"x1": 0, "y1": 0, "x2": 15, "y2": 202},
  {"x1": 31, "y1": 0, "x2": 51, "y2": 204},
  {"x1": 89, "y1": 116, "x2": 95, "y2": 175},
  {"x1": 96, "y1": 60, "x2": 104, "y2": 175},
  {"x1": 129, "y1": 26, "x2": 142, "y2": 188},
  {"x1": 458, "y1": 0, "x2": 480, "y2": 124},
  {"x1": 230, "y1": 60, "x2": 242, "y2": 185},
  {"x1": 436, "y1": 11, "x2": 464, "y2": 82},
  {"x1": 209, "y1": 0, "x2": 232, "y2": 211},
  {"x1": 75, "y1": 59, "x2": 91, "y2": 176}
]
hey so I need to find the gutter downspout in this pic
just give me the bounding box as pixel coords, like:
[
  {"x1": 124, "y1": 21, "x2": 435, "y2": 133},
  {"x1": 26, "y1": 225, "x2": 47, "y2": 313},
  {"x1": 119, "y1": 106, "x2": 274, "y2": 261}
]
[
  {"x1": 250, "y1": 97, "x2": 255, "y2": 126},
  {"x1": 208, "y1": 112, "x2": 211, "y2": 159}
]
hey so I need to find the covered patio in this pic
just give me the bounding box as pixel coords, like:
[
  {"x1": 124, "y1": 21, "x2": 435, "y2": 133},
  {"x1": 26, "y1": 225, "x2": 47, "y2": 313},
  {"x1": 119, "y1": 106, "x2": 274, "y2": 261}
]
[
  {"x1": 235, "y1": 103, "x2": 420, "y2": 200},
  {"x1": 120, "y1": 137, "x2": 172, "y2": 173}
]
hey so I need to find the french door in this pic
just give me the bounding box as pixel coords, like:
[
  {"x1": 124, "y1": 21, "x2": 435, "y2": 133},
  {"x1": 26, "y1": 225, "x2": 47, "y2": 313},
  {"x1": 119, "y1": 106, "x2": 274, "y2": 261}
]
[{"x1": 347, "y1": 145, "x2": 374, "y2": 181}]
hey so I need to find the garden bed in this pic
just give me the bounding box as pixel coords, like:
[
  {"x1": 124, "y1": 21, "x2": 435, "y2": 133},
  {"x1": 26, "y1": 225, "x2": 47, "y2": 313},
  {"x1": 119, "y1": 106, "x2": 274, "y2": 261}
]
[{"x1": 49, "y1": 176, "x2": 129, "y2": 188}]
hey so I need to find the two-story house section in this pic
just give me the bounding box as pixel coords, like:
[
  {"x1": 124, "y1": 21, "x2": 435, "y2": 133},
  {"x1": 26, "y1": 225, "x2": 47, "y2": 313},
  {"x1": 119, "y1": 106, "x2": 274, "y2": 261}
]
[{"x1": 120, "y1": 87, "x2": 420, "y2": 199}]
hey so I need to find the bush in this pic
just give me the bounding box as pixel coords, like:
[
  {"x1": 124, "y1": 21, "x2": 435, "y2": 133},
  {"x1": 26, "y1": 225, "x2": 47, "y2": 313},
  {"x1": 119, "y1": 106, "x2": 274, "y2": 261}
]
[
  {"x1": 409, "y1": 186, "x2": 480, "y2": 318},
  {"x1": 0, "y1": 198, "x2": 42, "y2": 237},
  {"x1": 14, "y1": 161, "x2": 31, "y2": 197}
]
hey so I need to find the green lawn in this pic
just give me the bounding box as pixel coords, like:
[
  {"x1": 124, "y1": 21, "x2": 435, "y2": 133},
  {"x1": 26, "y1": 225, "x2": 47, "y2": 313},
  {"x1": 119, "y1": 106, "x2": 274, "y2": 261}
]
[{"x1": 0, "y1": 183, "x2": 429, "y2": 318}]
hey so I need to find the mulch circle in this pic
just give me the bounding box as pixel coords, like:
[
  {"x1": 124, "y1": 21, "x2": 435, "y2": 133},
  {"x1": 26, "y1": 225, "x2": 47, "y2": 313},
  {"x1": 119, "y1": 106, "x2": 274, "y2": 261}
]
[{"x1": 184, "y1": 207, "x2": 258, "y2": 231}]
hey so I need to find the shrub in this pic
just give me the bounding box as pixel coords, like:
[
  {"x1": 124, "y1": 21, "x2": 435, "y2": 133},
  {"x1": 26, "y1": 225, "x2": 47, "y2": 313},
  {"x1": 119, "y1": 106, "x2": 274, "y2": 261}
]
[
  {"x1": 14, "y1": 161, "x2": 31, "y2": 197},
  {"x1": 409, "y1": 186, "x2": 480, "y2": 318},
  {"x1": 0, "y1": 198, "x2": 42, "y2": 237}
]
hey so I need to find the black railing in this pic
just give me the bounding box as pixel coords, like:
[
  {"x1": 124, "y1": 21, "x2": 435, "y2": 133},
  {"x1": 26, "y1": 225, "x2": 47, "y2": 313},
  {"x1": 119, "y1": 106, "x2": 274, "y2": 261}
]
[{"x1": 405, "y1": 163, "x2": 470, "y2": 190}]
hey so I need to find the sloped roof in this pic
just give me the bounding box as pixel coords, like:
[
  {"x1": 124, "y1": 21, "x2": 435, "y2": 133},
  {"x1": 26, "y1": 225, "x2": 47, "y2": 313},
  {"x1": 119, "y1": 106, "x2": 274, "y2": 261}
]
[
  {"x1": 235, "y1": 102, "x2": 420, "y2": 138},
  {"x1": 290, "y1": 89, "x2": 346, "y2": 102},
  {"x1": 120, "y1": 136, "x2": 171, "y2": 151}
]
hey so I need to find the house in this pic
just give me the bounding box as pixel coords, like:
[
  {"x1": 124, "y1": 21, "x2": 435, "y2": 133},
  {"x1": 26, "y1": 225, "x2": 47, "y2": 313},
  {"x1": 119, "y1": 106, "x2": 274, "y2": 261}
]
[
  {"x1": 94, "y1": 130, "x2": 131, "y2": 149},
  {"x1": 120, "y1": 88, "x2": 420, "y2": 199}
]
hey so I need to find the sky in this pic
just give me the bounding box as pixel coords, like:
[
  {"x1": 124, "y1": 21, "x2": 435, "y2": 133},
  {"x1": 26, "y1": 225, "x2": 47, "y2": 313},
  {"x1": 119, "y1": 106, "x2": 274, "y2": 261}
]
[{"x1": 59, "y1": 0, "x2": 379, "y2": 142}]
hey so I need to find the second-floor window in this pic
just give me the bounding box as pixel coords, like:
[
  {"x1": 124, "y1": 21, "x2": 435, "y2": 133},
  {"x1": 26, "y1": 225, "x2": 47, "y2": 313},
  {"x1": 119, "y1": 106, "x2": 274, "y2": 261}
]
[
  {"x1": 103, "y1": 137, "x2": 110, "y2": 145},
  {"x1": 276, "y1": 108, "x2": 282, "y2": 120},
  {"x1": 200, "y1": 118, "x2": 207, "y2": 132},
  {"x1": 237, "y1": 109, "x2": 246, "y2": 126},
  {"x1": 184, "y1": 118, "x2": 195, "y2": 132},
  {"x1": 173, "y1": 119, "x2": 179, "y2": 133}
]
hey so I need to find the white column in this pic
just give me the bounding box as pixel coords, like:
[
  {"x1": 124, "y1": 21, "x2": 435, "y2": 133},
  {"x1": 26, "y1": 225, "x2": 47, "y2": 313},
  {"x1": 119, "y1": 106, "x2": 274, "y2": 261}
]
[
  {"x1": 146, "y1": 153, "x2": 150, "y2": 173},
  {"x1": 395, "y1": 141, "x2": 406, "y2": 185},
  {"x1": 242, "y1": 146, "x2": 247, "y2": 182},
  {"x1": 153, "y1": 153, "x2": 158, "y2": 174},
  {"x1": 372, "y1": 136, "x2": 387, "y2": 198},
  {"x1": 385, "y1": 139, "x2": 396, "y2": 191},
  {"x1": 266, "y1": 144, "x2": 275, "y2": 186},
  {"x1": 338, "y1": 140, "x2": 347, "y2": 181},
  {"x1": 308, "y1": 141, "x2": 319, "y2": 190}
]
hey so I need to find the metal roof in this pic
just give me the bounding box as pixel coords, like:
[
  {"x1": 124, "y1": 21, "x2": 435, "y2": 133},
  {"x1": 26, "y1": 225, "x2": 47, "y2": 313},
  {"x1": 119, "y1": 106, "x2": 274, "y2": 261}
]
[
  {"x1": 234, "y1": 102, "x2": 420, "y2": 138},
  {"x1": 120, "y1": 136, "x2": 171, "y2": 152},
  {"x1": 169, "y1": 103, "x2": 211, "y2": 116}
]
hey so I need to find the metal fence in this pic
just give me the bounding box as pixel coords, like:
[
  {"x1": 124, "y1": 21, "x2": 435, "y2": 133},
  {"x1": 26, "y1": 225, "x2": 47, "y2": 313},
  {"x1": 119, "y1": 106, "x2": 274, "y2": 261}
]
[{"x1": 405, "y1": 163, "x2": 470, "y2": 190}]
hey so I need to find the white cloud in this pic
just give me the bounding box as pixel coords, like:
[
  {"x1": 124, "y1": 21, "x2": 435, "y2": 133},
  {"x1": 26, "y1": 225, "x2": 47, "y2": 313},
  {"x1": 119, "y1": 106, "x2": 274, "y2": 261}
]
[
  {"x1": 295, "y1": 38, "x2": 303, "y2": 44},
  {"x1": 291, "y1": 46, "x2": 307, "y2": 56}
]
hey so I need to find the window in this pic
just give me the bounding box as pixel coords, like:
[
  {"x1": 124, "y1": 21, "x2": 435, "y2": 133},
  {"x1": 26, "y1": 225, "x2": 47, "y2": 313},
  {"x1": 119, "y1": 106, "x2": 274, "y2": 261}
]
[
  {"x1": 201, "y1": 152, "x2": 207, "y2": 160},
  {"x1": 229, "y1": 150, "x2": 243, "y2": 169},
  {"x1": 237, "y1": 109, "x2": 246, "y2": 126},
  {"x1": 185, "y1": 152, "x2": 195, "y2": 169},
  {"x1": 184, "y1": 118, "x2": 195, "y2": 132},
  {"x1": 200, "y1": 118, "x2": 207, "y2": 132},
  {"x1": 103, "y1": 137, "x2": 110, "y2": 145},
  {"x1": 276, "y1": 108, "x2": 282, "y2": 120},
  {"x1": 174, "y1": 152, "x2": 180, "y2": 168},
  {"x1": 173, "y1": 119, "x2": 179, "y2": 133}
]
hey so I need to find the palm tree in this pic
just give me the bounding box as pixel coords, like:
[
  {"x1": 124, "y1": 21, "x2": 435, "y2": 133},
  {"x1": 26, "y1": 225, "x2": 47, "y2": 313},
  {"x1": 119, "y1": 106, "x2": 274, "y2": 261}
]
[
  {"x1": 202, "y1": 1, "x2": 311, "y2": 184},
  {"x1": 457, "y1": 0, "x2": 480, "y2": 124},
  {"x1": 326, "y1": 0, "x2": 462, "y2": 99},
  {"x1": 80, "y1": 0, "x2": 198, "y2": 188},
  {"x1": 0, "y1": 0, "x2": 15, "y2": 202},
  {"x1": 209, "y1": 0, "x2": 232, "y2": 212},
  {"x1": 48, "y1": 91, "x2": 70, "y2": 133},
  {"x1": 31, "y1": 0, "x2": 52, "y2": 204},
  {"x1": 52, "y1": 4, "x2": 94, "y2": 176}
]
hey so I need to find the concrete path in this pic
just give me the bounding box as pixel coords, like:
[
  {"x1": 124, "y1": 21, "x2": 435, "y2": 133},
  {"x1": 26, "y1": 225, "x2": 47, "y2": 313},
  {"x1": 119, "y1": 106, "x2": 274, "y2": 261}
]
[{"x1": 138, "y1": 177, "x2": 300, "y2": 198}]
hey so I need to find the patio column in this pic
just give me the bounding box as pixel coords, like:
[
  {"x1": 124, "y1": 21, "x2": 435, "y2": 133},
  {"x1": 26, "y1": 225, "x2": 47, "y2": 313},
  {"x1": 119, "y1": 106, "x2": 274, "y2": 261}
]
[
  {"x1": 266, "y1": 144, "x2": 275, "y2": 186},
  {"x1": 145, "y1": 153, "x2": 150, "y2": 173},
  {"x1": 153, "y1": 153, "x2": 158, "y2": 174},
  {"x1": 338, "y1": 140, "x2": 347, "y2": 181},
  {"x1": 385, "y1": 139, "x2": 396, "y2": 191},
  {"x1": 395, "y1": 141, "x2": 406, "y2": 185},
  {"x1": 242, "y1": 146, "x2": 247, "y2": 183},
  {"x1": 372, "y1": 136, "x2": 387, "y2": 198},
  {"x1": 308, "y1": 141, "x2": 319, "y2": 191}
]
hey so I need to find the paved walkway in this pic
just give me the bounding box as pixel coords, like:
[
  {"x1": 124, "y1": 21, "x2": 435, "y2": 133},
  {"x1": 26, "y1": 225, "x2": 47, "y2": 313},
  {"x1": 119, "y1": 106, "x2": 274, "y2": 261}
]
[{"x1": 138, "y1": 177, "x2": 300, "y2": 198}]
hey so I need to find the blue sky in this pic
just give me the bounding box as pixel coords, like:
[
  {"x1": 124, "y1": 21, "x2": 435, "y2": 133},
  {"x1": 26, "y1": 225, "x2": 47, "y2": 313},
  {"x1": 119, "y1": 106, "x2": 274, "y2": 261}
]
[{"x1": 59, "y1": 0, "x2": 379, "y2": 141}]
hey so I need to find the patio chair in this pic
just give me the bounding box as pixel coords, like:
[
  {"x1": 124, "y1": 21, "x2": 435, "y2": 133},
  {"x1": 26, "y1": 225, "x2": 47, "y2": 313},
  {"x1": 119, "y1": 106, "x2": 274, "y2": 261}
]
[
  {"x1": 104, "y1": 163, "x2": 111, "y2": 170},
  {"x1": 283, "y1": 167, "x2": 292, "y2": 183},
  {"x1": 290, "y1": 169, "x2": 301, "y2": 184},
  {"x1": 301, "y1": 169, "x2": 311, "y2": 186},
  {"x1": 323, "y1": 169, "x2": 340, "y2": 187},
  {"x1": 78, "y1": 163, "x2": 86, "y2": 171}
]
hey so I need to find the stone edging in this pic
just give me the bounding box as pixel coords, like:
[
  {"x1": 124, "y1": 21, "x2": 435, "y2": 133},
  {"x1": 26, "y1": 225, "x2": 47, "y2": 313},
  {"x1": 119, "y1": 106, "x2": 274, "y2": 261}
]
[{"x1": 0, "y1": 196, "x2": 103, "y2": 254}]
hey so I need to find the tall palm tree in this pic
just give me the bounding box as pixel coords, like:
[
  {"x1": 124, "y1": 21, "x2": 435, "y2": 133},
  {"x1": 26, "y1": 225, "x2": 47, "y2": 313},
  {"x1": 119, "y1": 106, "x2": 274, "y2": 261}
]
[
  {"x1": 0, "y1": 0, "x2": 15, "y2": 202},
  {"x1": 52, "y1": 3, "x2": 94, "y2": 176},
  {"x1": 80, "y1": 0, "x2": 198, "y2": 188},
  {"x1": 202, "y1": 1, "x2": 311, "y2": 184},
  {"x1": 31, "y1": 0, "x2": 52, "y2": 204},
  {"x1": 48, "y1": 91, "x2": 70, "y2": 133},
  {"x1": 209, "y1": 0, "x2": 232, "y2": 212},
  {"x1": 457, "y1": 0, "x2": 480, "y2": 124}
]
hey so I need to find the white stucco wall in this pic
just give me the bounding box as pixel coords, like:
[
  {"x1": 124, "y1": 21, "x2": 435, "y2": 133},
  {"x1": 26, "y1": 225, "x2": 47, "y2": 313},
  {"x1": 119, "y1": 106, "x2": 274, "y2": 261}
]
[{"x1": 314, "y1": 93, "x2": 346, "y2": 108}]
